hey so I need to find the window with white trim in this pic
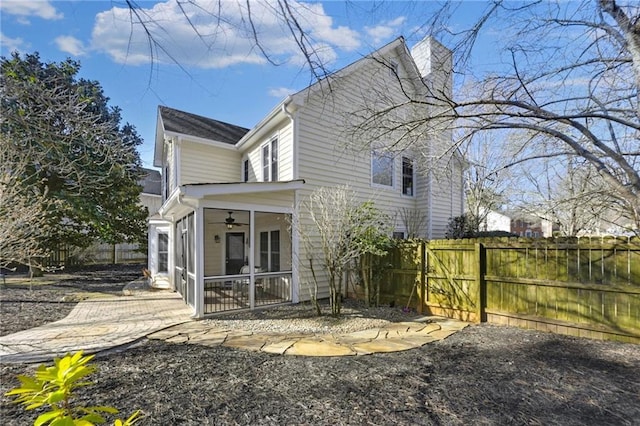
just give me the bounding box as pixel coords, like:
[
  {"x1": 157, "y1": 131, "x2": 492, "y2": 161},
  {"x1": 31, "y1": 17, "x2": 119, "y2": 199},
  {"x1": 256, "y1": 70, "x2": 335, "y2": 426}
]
[
  {"x1": 243, "y1": 159, "x2": 249, "y2": 182},
  {"x1": 372, "y1": 150, "x2": 394, "y2": 187},
  {"x1": 371, "y1": 151, "x2": 394, "y2": 187},
  {"x1": 262, "y1": 138, "x2": 278, "y2": 182},
  {"x1": 402, "y1": 157, "x2": 415, "y2": 196},
  {"x1": 158, "y1": 232, "x2": 169, "y2": 273}
]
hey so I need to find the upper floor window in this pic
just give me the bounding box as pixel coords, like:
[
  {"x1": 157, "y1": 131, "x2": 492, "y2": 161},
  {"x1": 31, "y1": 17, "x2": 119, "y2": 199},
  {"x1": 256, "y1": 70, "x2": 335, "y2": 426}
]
[
  {"x1": 372, "y1": 150, "x2": 394, "y2": 187},
  {"x1": 163, "y1": 164, "x2": 169, "y2": 201},
  {"x1": 243, "y1": 159, "x2": 249, "y2": 182},
  {"x1": 402, "y1": 157, "x2": 414, "y2": 196},
  {"x1": 262, "y1": 138, "x2": 278, "y2": 182}
]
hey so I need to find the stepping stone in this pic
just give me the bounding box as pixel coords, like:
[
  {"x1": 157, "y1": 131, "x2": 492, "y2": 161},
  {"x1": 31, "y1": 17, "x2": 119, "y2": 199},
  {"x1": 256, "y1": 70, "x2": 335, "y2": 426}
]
[
  {"x1": 350, "y1": 338, "x2": 417, "y2": 354},
  {"x1": 399, "y1": 335, "x2": 437, "y2": 347},
  {"x1": 223, "y1": 335, "x2": 268, "y2": 351},
  {"x1": 286, "y1": 338, "x2": 355, "y2": 356},
  {"x1": 262, "y1": 339, "x2": 298, "y2": 355}
]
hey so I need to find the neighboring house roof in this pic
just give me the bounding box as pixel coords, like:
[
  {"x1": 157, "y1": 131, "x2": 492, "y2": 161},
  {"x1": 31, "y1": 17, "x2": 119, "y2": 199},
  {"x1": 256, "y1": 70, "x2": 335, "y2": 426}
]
[
  {"x1": 158, "y1": 106, "x2": 250, "y2": 145},
  {"x1": 139, "y1": 168, "x2": 162, "y2": 195}
]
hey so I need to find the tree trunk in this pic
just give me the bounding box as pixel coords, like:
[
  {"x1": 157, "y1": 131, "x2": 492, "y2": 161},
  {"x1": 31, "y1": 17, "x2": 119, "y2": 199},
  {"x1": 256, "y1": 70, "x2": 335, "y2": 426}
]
[{"x1": 361, "y1": 255, "x2": 370, "y2": 307}]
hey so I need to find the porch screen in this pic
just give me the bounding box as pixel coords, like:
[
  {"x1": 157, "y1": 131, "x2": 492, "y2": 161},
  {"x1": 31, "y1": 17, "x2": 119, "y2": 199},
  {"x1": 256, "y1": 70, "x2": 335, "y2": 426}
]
[{"x1": 260, "y1": 230, "x2": 280, "y2": 272}]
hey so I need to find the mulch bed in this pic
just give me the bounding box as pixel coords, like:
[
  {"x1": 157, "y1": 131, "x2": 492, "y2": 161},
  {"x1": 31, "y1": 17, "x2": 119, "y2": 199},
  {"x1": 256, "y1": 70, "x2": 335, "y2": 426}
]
[{"x1": 1, "y1": 265, "x2": 639, "y2": 425}]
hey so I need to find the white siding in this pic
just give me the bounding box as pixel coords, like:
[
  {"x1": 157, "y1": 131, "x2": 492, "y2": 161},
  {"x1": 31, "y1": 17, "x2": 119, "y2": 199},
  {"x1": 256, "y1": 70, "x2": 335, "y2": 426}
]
[
  {"x1": 241, "y1": 118, "x2": 293, "y2": 182},
  {"x1": 292, "y1": 39, "x2": 462, "y2": 301},
  {"x1": 180, "y1": 140, "x2": 241, "y2": 184}
]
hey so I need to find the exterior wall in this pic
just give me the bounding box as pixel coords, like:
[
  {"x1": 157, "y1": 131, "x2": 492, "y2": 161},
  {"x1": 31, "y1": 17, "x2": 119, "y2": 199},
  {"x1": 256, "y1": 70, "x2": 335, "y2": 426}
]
[
  {"x1": 180, "y1": 140, "x2": 241, "y2": 184},
  {"x1": 429, "y1": 160, "x2": 464, "y2": 237},
  {"x1": 293, "y1": 41, "x2": 461, "y2": 301},
  {"x1": 166, "y1": 138, "x2": 178, "y2": 198},
  {"x1": 140, "y1": 193, "x2": 162, "y2": 216},
  {"x1": 484, "y1": 211, "x2": 511, "y2": 232},
  {"x1": 241, "y1": 117, "x2": 293, "y2": 182}
]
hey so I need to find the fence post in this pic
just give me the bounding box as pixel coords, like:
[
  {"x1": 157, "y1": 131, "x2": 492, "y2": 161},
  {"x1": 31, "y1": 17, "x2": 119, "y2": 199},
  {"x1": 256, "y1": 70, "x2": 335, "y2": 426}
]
[
  {"x1": 475, "y1": 242, "x2": 486, "y2": 323},
  {"x1": 417, "y1": 241, "x2": 426, "y2": 314}
]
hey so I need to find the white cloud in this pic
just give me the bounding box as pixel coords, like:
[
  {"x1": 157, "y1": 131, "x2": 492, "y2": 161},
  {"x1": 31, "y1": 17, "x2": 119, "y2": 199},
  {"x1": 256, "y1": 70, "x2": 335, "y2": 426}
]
[
  {"x1": 0, "y1": 1, "x2": 63, "y2": 22},
  {"x1": 90, "y1": 0, "x2": 360, "y2": 69},
  {"x1": 365, "y1": 16, "x2": 406, "y2": 45},
  {"x1": 0, "y1": 32, "x2": 28, "y2": 53},
  {"x1": 268, "y1": 87, "x2": 297, "y2": 98},
  {"x1": 54, "y1": 36, "x2": 86, "y2": 56}
]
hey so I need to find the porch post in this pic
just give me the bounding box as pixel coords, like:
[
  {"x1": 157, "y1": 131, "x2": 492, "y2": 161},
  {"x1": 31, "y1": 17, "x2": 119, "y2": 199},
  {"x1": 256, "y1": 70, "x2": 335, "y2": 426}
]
[
  {"x1": 194, "y1": 206, "x2": 204, "y2": 318},
  {"x1": 291, "y1": 203, "x2": 299, "y2": 303},
  {"x1": 249, "y1": 210, "x2": 255, "y2": 309}
]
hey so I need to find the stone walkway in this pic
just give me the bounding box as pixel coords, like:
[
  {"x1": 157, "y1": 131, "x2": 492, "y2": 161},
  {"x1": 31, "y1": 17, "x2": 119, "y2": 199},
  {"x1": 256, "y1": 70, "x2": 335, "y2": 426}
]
[
  {"x1": 0, "y1": 289, "x2": 468, "y2": 363},
  {"x1": 147, "y1": 317, "x2": 468, "y2": 356}
]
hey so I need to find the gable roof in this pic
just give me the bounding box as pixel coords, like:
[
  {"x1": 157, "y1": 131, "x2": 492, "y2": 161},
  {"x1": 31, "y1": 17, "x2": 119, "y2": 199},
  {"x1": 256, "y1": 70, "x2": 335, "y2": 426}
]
[
  {"x1": 290, "y1": 36, "x2": 410, "y2": 105},
  {"x1": 158, "y1": 106, "x2": 249, "y2": 145}
]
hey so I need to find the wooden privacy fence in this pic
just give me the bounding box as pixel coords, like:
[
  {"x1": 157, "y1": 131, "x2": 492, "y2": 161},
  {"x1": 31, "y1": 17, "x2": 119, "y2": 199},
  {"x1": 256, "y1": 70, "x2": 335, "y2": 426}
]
[
  {"x1": 44, "y1": 242, "x2": 147, "y2": 268},
  {"x1": 374, "y1": 237, "x2": 640, "y2": 343}
]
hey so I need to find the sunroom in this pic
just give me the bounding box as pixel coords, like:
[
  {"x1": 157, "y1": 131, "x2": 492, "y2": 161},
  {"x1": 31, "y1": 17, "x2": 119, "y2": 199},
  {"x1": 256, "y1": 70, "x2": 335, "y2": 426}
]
[{"x1": 148, "y1": 180, "x2": 304, "y2": 318}]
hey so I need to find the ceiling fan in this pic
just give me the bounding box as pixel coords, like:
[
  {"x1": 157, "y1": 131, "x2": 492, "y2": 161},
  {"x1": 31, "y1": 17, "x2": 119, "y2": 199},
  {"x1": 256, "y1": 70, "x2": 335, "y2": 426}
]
[{"x1": 209, "y1": 211, "x2": 249, "y2": 229}]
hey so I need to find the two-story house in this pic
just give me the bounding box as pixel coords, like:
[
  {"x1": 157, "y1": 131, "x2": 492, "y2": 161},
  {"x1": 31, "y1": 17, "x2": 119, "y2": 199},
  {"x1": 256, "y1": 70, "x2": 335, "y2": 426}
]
[{"x1": 148, "y1": 36, "x2": 464, "y2": 318}]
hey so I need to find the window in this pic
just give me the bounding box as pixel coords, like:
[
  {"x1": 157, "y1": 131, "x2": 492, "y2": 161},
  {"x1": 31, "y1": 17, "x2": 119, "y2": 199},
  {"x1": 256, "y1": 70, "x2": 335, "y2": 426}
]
[
  {"x1": 243, "y1": 159, "x2": 249, "y2": 182},
  {"x1": 392, "y1": 231, "x2": 405, "y2": 240},
  {"x1": 158, "y1": 232, "x2": 168, "y2": 273},
  {"x1": 402, "y1": 157, "x2": 414, "y2": 196},
  {"x1": 163, "y1": 164, "x2": 169, "y2": 200},
  {"x1": 262, "y1": 138, "x2": 278, "y2": 182},
  {"x1": 260, "y1": 230, "x2": 280, "y2": 272},
  {"x1": 372, "y1": 151, "x2": 394, "y2": 187}
]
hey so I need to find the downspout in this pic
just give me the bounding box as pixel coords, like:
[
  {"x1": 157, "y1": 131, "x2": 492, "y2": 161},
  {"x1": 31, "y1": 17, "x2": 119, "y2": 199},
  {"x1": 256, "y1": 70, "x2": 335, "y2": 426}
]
[
  {"x1": 281, "y1": 99, "x2": 300, "y2": 303},
  {"x1": 281, "y1": 99, "x2": 298, "y2": 179}
]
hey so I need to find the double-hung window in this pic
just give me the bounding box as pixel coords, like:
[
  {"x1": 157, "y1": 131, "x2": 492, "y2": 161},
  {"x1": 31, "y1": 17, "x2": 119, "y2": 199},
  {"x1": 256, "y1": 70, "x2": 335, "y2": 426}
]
[
  {"x1": 262, "y1": 138, "x2": 278, "y2": 182},
  {"x1": 243, "y1": 159, "x2": 249, "y2": 182},
  {"x1": 402, "y1": 157, "x2": 415, "y2": 196},
  {"x1": 372, "y1": 150, "x2": 394, "y2": 187},
  {"x1": 157, "y1": 232, "x2": 169, "y2": 274}
]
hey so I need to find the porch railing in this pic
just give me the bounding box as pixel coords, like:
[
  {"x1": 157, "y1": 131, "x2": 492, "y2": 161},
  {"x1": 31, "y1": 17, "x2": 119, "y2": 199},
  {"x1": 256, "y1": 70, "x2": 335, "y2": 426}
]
[{"x1": 204, "y1": 271, "x2": 292, "y2": 314}]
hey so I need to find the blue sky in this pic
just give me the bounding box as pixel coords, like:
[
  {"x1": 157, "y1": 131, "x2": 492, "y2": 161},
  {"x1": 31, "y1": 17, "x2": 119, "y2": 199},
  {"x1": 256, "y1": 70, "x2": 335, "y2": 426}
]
[{"x1": 0, "y1": 0, "x2": 494, "y2": 169}]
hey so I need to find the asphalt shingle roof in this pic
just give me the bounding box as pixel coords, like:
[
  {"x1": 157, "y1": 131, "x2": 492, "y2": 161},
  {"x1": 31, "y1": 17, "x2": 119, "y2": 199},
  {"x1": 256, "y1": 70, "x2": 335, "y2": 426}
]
[{"x1": 159, "y1": 106, "x2": 249, "y2": 145}]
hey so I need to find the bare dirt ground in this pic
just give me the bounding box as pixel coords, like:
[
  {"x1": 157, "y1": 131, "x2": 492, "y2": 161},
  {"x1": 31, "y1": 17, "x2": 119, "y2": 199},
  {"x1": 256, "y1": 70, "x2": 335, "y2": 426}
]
[{"x1": 1, "y1": 265, "x2": 639, "y2": 425}]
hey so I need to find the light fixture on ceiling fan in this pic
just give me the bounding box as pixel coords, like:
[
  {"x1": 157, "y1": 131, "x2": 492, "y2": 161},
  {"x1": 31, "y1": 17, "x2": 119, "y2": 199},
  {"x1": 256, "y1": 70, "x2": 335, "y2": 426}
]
[
  {"x1": 208, "y1": 211, "x2": 249, "y2": 229},
  {"x1": 224, "y1": 211, "x2": 249, "y2": 229}
]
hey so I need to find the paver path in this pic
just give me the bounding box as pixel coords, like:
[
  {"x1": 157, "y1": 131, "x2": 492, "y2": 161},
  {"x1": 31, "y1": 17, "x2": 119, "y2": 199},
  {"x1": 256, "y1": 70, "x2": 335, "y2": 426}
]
[{"x1": 0, "y1": 292, "x2": 192, "y2": 363}]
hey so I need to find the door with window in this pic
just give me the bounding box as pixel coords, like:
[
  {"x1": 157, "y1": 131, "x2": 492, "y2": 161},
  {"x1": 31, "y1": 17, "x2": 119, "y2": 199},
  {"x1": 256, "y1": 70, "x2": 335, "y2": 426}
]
[{"x1": 225, "y1": 232, "x2": 245, "y2": 275}]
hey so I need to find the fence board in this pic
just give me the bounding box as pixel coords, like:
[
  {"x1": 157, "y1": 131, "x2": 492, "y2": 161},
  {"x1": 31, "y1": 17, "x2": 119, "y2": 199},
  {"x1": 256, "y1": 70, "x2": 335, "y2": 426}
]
[{"x1": 372, "y1": 237, "x2": 640, "y2": 343}]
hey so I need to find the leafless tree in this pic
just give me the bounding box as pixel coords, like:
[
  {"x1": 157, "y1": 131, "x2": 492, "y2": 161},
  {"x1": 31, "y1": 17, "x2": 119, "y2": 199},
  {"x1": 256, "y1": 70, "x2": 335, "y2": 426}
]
[
  {"x1": 462, "y1": 133, "x2": 512, "y2": 230},
  {"x1": 442, "y1": 1, "x2": 639, "y2": 231},
  {"x1": 398, "y1": 208, "x2": 427, "y2": 239},
  {"x1": 295, "y1": 186, "x2": 391, "y2": 315},
  {"x1": 514, "y1": 155, "x2": 625, "y2": 236},
  {"x1": 124, "y1": 0, "x2": 638, "y2": 232}
]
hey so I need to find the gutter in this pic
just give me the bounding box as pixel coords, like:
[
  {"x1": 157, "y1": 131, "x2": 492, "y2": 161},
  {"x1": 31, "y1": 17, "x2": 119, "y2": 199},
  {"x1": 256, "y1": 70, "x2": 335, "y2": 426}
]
[{"x1": 236, "y1": 96, "x2": 293, "y2": 149}]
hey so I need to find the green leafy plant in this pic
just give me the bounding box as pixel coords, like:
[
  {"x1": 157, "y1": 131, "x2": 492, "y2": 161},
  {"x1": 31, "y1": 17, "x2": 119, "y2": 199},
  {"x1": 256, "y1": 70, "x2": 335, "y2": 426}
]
[{"x1": 5, "y1": 351, "x2": 142, "y2": 426}]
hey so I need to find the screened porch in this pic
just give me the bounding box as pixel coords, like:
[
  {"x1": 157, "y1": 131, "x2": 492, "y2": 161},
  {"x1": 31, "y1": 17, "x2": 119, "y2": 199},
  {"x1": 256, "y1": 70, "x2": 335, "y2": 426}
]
[{"x1": 201, "y1": 209, "x2": 293, "y2": 314}]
